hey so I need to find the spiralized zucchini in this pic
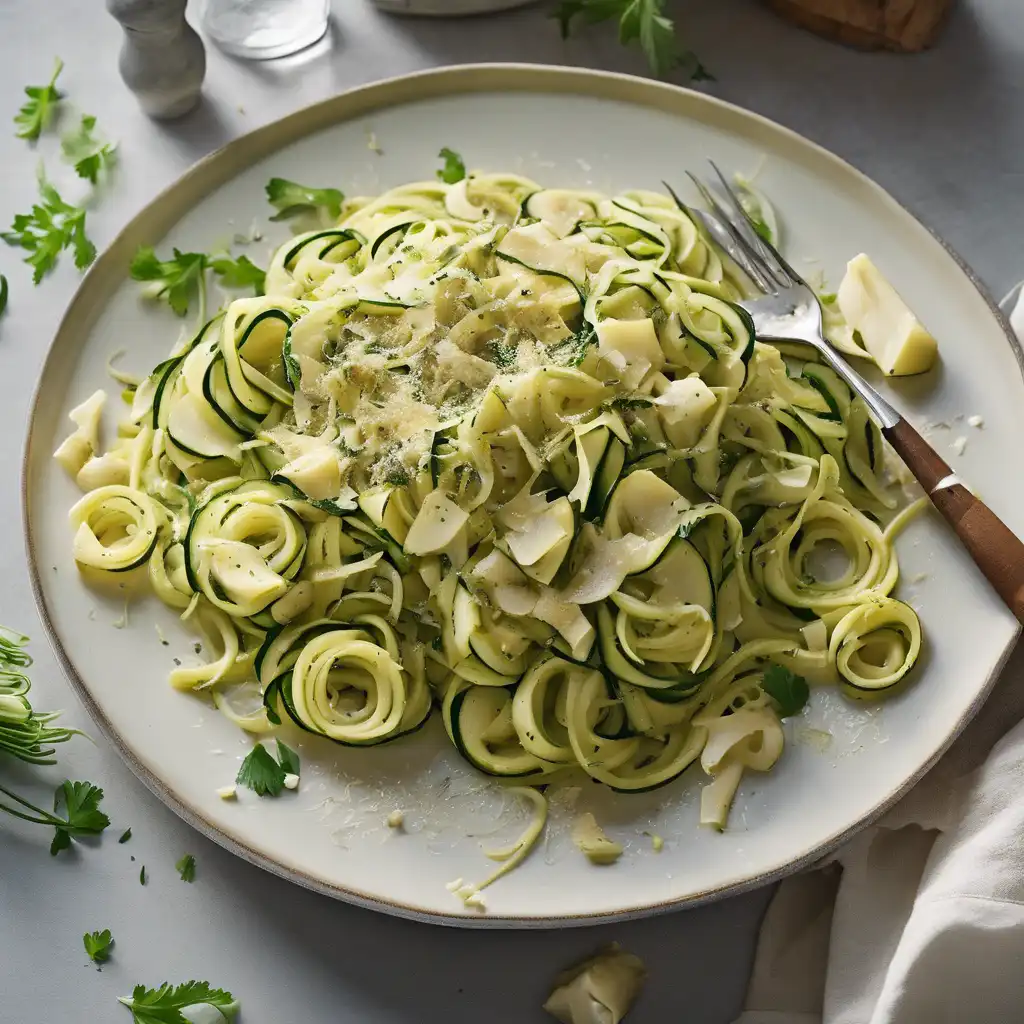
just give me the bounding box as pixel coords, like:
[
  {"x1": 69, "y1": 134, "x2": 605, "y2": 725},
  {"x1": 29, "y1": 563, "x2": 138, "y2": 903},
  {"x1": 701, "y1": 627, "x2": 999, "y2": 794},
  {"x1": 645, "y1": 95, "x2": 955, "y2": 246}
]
[{"x1": 58, "y1": 170, "x2": 924, "y2": 831}]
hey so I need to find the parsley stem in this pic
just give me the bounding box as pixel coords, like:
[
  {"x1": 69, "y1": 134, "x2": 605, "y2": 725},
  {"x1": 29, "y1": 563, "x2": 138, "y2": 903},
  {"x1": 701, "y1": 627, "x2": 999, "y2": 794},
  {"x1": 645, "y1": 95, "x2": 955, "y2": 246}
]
[
  {"x1": 0, "y1": 801, "x2": 55, "y2": 825},
  {"x1": 0, "y1": 781, "x2": 59, "y2": 822}
]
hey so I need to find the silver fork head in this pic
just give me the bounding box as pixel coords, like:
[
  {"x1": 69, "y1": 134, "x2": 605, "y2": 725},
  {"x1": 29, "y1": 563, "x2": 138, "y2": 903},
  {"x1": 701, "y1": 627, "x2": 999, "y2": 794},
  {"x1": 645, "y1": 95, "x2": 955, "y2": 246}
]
[
  {"x1": 677, "y1": 165, "x2": 902, "y2": 430},
  {"x1": 682, "y1": 163, "x2": 827, "y2": 349}
]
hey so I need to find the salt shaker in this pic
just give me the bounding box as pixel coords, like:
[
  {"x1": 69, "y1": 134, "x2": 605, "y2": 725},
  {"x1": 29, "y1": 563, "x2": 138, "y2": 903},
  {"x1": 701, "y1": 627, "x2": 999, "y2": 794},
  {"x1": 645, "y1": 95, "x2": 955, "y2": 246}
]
[{"x1": 106, "y1": 0, "x2": 206, "y2": 119}]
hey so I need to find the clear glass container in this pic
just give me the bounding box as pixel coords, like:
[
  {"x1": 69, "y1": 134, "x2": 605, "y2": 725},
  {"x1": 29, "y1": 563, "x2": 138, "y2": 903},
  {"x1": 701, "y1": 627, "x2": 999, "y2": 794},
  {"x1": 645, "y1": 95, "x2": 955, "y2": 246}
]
[{"x1": 202, "y1": 0, "x2": 329, "y2": 60}]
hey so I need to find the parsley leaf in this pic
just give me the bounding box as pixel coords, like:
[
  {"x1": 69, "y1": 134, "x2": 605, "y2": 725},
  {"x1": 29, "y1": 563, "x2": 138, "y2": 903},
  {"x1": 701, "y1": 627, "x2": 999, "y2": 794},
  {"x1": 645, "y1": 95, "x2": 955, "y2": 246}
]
[
  {"x1": 265, "y1": 177, "x2": 343, "y2": 222},
  {"x1": 84, "y1": 928, "x2": 114, "y2": 964},
  {"x1": 175, "y1": 853, "x2": 196, "y2": 883},
  {"x1": 762, "y1": 663, "x2": 810, "y2": 718},
  {"x1": 553, "y1": 0, "x2": 710, "y2": 80},
  {"x1": 437, "y1": 147, "x2": 466, "y2": 184},
  {"x1": 130, "y1": 247, "x2": 207, "y2": 316},
  {"x1": 50, "y1": 780, "x2": 110, "y2": 856},
  {"x1": 210, "y1": 253, "x2": 265, "y2": 294},
  {"x1": 276, "y1": 740, "x2": 300, "y2": 777},
  {"x1": 118, "y1": 981, "x2": 240, "y2": 1024},
  {"x1": 236, "y1": 743, "x2": 286, "y2": 797},
  {"x1": 61, "y1": 114, "x2": 117, "y2": 184},
  {"x1": 3, "y1": 173, "x2": 96, "y2": 283},
  {"x1": 139, "y1": 865, "x2": 146, "y2": 885},
  {"x1": 119, "y1": 827, "x2": 132, "y2": 843},
  {"x1": 15, "y1": 57, "x2": 64, "y2": 141}
]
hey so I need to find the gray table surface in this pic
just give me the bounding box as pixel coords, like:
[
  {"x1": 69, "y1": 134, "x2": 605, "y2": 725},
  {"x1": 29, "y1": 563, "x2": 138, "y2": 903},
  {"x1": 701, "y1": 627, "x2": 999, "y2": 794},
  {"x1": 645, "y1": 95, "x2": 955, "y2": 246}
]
[{"x1": 1, "y1": 1, "x2": 1021, "y2": 1021}]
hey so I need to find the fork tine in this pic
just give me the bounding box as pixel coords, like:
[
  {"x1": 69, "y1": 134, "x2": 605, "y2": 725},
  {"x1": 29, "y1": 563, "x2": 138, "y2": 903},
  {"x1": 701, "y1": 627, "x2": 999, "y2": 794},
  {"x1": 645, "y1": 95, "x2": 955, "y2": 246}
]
[
  {"x1": 708, "y1": 160, "x2": 807, "y2": 288},
  {"x1": 685, "y1": 172, "x2": 778, "y2": 292},
  {"x1": 664, "y1": 180, "x2": 761, "y2": 284}
]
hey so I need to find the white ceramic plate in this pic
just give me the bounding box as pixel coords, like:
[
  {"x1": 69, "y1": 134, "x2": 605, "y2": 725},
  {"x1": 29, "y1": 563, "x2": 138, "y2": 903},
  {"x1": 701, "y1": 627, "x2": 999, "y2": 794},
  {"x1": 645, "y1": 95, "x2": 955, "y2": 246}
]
[{"x1": 24, "y1": 65, "x2": 1022, "y2": 926}]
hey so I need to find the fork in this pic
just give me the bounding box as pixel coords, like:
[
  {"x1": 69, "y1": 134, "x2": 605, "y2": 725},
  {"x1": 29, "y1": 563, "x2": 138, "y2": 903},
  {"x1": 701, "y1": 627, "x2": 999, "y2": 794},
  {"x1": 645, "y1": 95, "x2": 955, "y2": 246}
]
[{"x1": 681, "y1": 163, "x2": 1024, "y2": 624}]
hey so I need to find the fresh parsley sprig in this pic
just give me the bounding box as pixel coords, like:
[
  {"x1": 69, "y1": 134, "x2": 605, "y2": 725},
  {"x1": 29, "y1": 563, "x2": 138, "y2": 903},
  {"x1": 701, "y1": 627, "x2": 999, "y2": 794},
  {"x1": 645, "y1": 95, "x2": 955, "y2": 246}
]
[
  {"x1": 236, "y1": 740, "x2": 300, "y2": 797},
  {"x1": 209, "y1": 253, "x2": 265, "y2": 295},
  {"x1": 119, "y1": 981, "x2": 240, "y2": 1024},
  {"x1": 62, "y1": 114, "x2": 118, "y2": 184},
  {"x1": 554, "y1": 0, "x2": 710, "y2": 80},
  {"x1": 0, "y1": 778, "x2": 110, "y2": 855},
  {"x1": 2, "y1": 171, "x2": 96, "y2": 283},
  {"x1": 437, "y1": 147, "x2": 466, "y2": 184},
  {"x1": 265, "y1": 177, "x2": 344, "y2": 222},
  {"x1": 762, "y1": 663, "x2": 810, "y2": 717},
  {"x1": 130, "y1": 247, "x2": 267, "y2": 315},
  {"x1": 84, "y1": 929, "x2": 114, "y2": 964},
  {"x1": 130, "y1": 247, "x2": 207, "y2": 317},
  {"x1": 14, "y1": 57, "x2": 64, "y2": 141},
  {"x1": 175, "y1": 853, "x2": 196, "y2": 883}
]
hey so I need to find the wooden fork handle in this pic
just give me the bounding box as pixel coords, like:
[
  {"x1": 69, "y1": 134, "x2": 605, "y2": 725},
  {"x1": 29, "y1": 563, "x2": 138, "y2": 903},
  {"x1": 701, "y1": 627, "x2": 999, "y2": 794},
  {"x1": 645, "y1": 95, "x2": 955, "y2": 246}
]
[{"x1": 884, "y1": 418, "x2": 1024, "y2": 623}]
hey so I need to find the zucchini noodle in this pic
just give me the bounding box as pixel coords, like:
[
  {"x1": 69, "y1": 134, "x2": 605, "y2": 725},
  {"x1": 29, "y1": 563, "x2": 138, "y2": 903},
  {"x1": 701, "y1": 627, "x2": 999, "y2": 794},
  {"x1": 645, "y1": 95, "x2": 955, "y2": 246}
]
[{"x1": 58, "y1": 169, "x2": 924, "y2": 838}]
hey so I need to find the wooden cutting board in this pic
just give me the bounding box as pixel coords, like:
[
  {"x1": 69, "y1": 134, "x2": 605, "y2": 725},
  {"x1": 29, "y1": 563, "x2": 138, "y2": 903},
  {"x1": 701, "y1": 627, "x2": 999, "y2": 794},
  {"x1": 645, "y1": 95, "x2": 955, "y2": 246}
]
[{"x1": 765, "y1": 0, "x2": 953, "y2": 52}]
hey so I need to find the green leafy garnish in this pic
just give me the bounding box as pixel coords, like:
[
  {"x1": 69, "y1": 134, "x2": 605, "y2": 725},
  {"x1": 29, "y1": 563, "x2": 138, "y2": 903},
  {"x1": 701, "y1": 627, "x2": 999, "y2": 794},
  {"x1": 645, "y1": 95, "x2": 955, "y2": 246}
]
[
  {"x1": 139, "y1": 865, "x2": 146, "y2": 885},
  {"x1": 762, "y1": 663, "x2": 810, "y2": 717},
  {"x1": 118, "y1": 981, "x2": 240, "y2": 1024},
  {"x1": 235, "y1": 741, "x2": 300, "y2": 797},
  {"x1": 235, "y1": 744, "x2": 280, "y2": 796},
  {"x1": 550, "y1": 322, "x2": 596, "y2": 367},
  {"x1": 84, "y1": 928, "x2": 114, "y2": 964},
  {"x1": 3, "y1": 173, "x2": 96, "y2": 283},
  {"x1": 210, "y1": 253, "x2": 265, "y2": 294},
  {"x1": 45, "y1": 780, "x2": 110, "y2": 855},
  {"x1": 437, "y1": 147, "x2": 466, "y2": 185},
  {"x1": 175, "y1": 853, "x2": 196, "y2": 883},
  {"x1": 0, "y1": 274, "x2": 8, "y2": 317},
  {"x1": 265, "y1": 177, "x2": 344, "y2": 222},
  {"x1": 553, "y1": 0, "x2": 710, "y2": 80},
  {"x1": 275, "y1": 740, "x2": 300, "y2": 776},
  {"x1": 61, "y1": 114, "x2": 117, "y2": 184},
  {"x1": 119, "y1": 827, "x2": 132, "y2": 843},
  {"x1": 14, "y1": 57, "x2": 64, "y2": 140},
  {"x1": 130, "y1": 247, "x2": 207, "y2": 317}
]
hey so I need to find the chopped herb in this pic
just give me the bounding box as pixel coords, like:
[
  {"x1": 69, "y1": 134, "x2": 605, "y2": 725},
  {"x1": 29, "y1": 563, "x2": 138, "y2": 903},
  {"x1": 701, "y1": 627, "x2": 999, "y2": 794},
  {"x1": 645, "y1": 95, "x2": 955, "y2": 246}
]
[
  {"x1": 118, "y1": 981, "x2": 240, "y2": 1023},
  {"x1": 553, "y1": 0, "x2": 710, "y2": 80},
  {"x1": 46, "y1": 780, "x2": 110, "y2": 855},
  {"x1": 84, "y1": 928, "x2": 114, "y2": 964},
  {"x1": 139, "y1": 865, "x2": 146, "y2": 885},
  {"x1": 430, "y1": 636, "x2": 443, "y2": 651},
  {"x1": 0, "y1": 274, "x2": 8, "y2": 317},
  {"x1": 14, "y1": 57, "x2": 64, "y2": 140},
  {"x1": 61, "y1": 114, "x2": 117, "y2": 184},
  {"x1": 550, "y1": 322, "x2": 596, "y2": 367},
  {"x1": 129, "y1": 247, "x2": 207, "y2": 316},
  {"x1": 3, "y1": 172, "x2": 96, "y2": 283},
  {"x1": 819, "y1": 291, "x2": 837, "y2": 305},
  {"x1": 236, "y1": 743, "x2": 288, "y2": 797},
  {"x1": 175, "y1": 853, "x2": 196, "y2": 883},
  {"x1": 119, "y1": 827, "x2": 132, "y2": 844},
  {"x1": 265, "y1": 176, "x2": 344, "y2": 221},
  {"x1": 610, "y1": 396, "x2": 654, "y2": 409},
  {"x1": 275, "y1": 740, "x2": 300, "y2": 777},
  {"x1": 437, "y1": 147, "x2": 466, "y2": 184},
  {"x1": 762, "y1": 663, "x2": 810, "y2": 718},
  {"x1": 210, "y1": 253, "x2": 265, "y2": 295},
  {"x1": 384, "y1": 465, "x2": 410, "y2": 486}
]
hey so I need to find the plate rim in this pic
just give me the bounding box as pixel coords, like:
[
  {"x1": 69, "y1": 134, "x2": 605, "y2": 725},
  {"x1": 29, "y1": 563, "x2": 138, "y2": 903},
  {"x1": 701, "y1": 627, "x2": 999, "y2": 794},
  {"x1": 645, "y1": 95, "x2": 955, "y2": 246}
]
[{"x1": 22, "y1": 62, "x2": 1023, "y2": 928}]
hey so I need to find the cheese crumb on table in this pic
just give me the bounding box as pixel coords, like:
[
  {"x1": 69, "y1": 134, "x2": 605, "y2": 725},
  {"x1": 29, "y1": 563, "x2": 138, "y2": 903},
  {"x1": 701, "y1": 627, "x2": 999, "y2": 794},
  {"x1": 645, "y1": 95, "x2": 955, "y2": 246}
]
[{"x1": 543, "y1": 944, "x2": 646, "y2": 1024}]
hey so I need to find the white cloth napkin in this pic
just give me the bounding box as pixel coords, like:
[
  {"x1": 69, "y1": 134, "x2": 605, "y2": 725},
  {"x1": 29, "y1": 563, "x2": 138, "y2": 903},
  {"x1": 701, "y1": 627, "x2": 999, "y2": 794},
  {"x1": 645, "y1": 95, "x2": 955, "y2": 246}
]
[{"x1": 732, "y1": 286, "x2": 1024, "y2": 1024}]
